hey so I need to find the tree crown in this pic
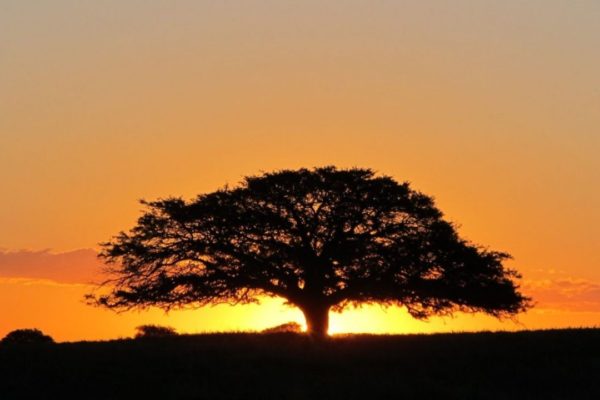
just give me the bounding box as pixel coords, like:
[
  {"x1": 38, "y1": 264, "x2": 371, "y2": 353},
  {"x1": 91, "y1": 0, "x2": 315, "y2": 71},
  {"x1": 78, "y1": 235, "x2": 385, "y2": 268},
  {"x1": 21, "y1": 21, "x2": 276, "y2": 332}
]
[{"x1": 92, "y1": 167, "x2": 530, "y2": 324}]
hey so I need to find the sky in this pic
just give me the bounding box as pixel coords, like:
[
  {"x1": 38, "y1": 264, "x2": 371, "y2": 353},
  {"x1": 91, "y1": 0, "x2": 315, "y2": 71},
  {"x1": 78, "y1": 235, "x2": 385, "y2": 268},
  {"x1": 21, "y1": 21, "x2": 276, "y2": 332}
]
[{"x1": 1, "y1": 1, "x2": 599, "y2": 341}]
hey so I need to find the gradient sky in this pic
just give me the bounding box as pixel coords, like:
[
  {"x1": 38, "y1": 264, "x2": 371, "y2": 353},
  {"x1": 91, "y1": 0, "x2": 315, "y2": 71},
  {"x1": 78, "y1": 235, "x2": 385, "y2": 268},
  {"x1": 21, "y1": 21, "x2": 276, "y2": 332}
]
[{"x1": 1, "y1": 1, "x2": 599, "y2": 341}]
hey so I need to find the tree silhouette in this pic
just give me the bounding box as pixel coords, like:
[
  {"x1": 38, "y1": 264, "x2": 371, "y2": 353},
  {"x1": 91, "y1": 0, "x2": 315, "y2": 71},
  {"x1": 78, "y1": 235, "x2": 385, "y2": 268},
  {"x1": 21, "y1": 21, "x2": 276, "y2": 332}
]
[
  {"x1": 91, "y1": 167, "x2": 530, "y2": 337},
  {"x1": 1, "y1": 329, "x2": 54, "y2": 345}
]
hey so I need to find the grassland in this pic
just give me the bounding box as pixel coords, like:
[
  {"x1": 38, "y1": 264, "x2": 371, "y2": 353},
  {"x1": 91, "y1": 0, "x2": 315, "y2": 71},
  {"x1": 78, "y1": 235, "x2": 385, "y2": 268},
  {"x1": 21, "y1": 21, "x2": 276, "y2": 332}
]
[{"x1": 1, "y1": 328, "x2": 599, "y2": 399}]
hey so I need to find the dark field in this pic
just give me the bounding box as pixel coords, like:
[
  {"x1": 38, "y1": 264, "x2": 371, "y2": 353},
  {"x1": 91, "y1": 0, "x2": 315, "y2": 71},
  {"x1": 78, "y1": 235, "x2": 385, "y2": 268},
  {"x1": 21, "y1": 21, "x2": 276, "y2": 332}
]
[{"x1": 1, "y1": 329, "x2": 599, "y2": 399}]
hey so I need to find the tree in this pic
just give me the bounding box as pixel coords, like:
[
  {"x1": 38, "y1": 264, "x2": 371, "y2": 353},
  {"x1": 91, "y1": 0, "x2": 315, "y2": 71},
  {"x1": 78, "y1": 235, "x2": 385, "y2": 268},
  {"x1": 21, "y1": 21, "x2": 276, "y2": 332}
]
[
  {"x1": 1, "y1": 328, "x2": 54, "y2": 345},
  {"x1": 91, "y1": 167, "x2": 530, "y2": 337}
]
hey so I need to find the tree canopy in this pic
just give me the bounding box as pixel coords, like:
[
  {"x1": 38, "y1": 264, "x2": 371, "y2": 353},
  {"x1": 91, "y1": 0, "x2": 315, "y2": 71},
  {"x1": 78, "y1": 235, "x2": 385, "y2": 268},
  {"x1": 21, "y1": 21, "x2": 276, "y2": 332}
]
[
  {"x1": 91, "y1": 167, "x2": 530, "y2": 336},
  {"x1": 1, "y1": 329, "x2": 54, "y2": 345}
]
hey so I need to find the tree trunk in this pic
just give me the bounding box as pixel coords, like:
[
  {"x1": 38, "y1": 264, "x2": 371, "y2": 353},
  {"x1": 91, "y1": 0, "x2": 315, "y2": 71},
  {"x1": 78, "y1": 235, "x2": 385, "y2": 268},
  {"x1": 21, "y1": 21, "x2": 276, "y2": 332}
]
[{"x1": 301, "y1": 303, "x2": 330, "y2": 338}]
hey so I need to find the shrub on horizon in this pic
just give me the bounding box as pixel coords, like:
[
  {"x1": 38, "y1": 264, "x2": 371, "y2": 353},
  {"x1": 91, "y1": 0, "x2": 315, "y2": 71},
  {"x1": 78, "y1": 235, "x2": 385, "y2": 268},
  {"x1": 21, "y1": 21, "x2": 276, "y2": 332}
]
[
  {"x1": 1, "y1": 328, "x2": 55, "y2": 345},
  {"x1": 135, "y1": 324, "x2": 177, "y2": 339},
  {"x1": 262, "y1": 322, "x2": 303, "y2": 334}
]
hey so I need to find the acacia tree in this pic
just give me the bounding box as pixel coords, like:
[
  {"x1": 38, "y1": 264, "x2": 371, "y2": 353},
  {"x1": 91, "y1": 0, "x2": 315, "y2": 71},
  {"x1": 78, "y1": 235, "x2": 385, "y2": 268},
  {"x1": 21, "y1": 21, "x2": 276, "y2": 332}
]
[{"x1": 92, "y1": 167, "x2": 530, "y2": 337}]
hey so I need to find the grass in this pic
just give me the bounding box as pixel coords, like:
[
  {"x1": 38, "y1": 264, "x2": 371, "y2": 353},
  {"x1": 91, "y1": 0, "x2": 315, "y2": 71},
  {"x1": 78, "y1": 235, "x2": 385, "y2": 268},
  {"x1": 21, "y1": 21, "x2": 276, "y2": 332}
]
[{"x1": 1, "y1": 328, "x2": 599, "y2": 399}]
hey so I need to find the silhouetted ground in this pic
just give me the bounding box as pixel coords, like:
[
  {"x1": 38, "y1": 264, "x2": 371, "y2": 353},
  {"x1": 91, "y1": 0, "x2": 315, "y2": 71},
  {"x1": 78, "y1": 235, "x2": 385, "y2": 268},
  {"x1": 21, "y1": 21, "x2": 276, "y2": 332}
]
[{"x1": 1, "y1": 328, "x2": 599, "y2": 399}]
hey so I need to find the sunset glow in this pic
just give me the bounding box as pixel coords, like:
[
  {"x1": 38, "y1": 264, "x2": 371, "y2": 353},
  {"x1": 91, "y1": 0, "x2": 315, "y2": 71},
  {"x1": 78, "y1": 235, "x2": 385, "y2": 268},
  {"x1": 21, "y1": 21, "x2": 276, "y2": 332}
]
[{"x1": 1, "y1": 1, "x2": 599, "y2": 342}]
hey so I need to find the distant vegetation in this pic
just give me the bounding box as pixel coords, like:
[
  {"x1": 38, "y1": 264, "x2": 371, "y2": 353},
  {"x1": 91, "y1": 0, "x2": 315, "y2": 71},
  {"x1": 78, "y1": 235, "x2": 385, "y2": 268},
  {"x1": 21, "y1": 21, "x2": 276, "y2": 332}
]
[
  {"x1": 261, "y1": 322, "x2": 303, "y2": 334},
  {"x1": 1, "y1": 329, "x2": 599, "y2": 399},
  {"x1": 134, "y1": 324, "x2": 177, "y2": 338},
  {"x1": 1, "y1": 328, "x2": 54, "y2": 345}
]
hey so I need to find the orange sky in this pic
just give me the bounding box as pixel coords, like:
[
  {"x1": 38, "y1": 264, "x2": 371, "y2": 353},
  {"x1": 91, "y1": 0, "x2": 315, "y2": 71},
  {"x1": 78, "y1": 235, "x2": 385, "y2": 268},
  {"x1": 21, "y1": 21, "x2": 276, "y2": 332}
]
[{"x1": 1, "y1": 1, "x2": 599, "y2": 341}]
